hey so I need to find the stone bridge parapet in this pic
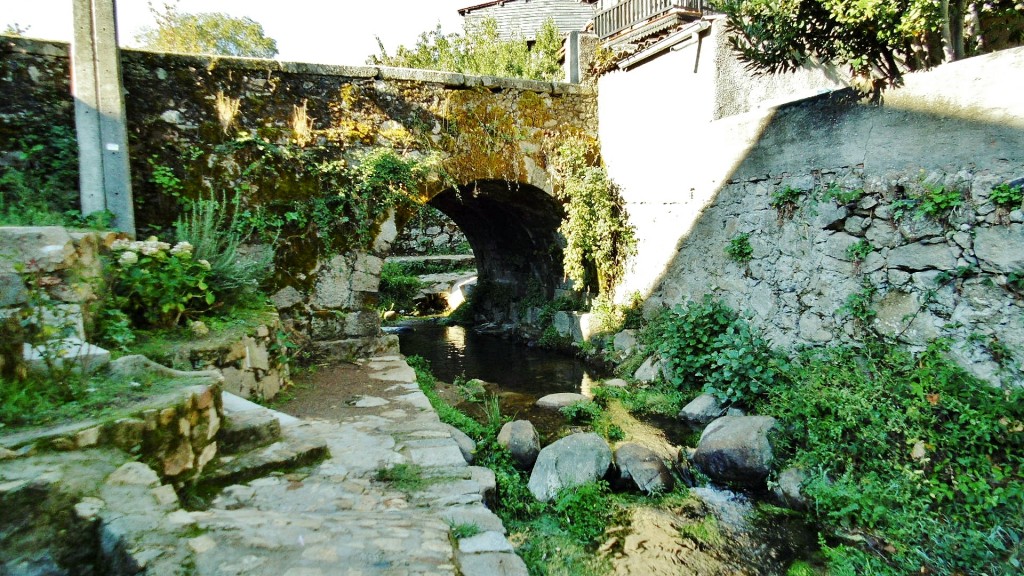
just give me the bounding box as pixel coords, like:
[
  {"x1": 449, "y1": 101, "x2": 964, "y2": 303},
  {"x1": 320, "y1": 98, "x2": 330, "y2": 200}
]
[{"x1": 2, "y1": 36, "x2": 598, "y2": 354}]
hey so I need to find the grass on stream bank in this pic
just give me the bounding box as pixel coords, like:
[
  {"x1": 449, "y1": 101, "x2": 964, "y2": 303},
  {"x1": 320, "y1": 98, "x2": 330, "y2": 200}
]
[{"x1": 409, "y1": 290, "x2": 1024, "y2": 576}]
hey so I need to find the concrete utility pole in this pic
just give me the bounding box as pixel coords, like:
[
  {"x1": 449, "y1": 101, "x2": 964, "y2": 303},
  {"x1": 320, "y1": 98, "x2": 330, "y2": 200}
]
[{"x1": 71, "y1": 0, "x2": 135, "y2": 236}]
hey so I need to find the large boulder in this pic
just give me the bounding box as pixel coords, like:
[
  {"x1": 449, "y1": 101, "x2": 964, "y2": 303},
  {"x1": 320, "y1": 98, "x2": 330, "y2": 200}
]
[
  {"x1": 693, "y1": 416, "x2": 777, "y2": 487},
  {"x1": 677, "y1": 393, "x2": 725, "y2": 429},
  {"x1": 614, "y1": 443, "x2": 674, "y2": 495},
  {"x1": 497, "y1": 420, "x2": 541, "y2": 470},
  {"x1": 528, "y1": 433, "x2": 611, "y2": 502},
  {"x1": 633, "y1": 356, "x2": 661, "y2": 383},
  {"x1": 611, "y1": 329, "x2": 638, "y2": 360},
  {"x1": 772, "y1": 467, "x2": 809, "y2": 510}
]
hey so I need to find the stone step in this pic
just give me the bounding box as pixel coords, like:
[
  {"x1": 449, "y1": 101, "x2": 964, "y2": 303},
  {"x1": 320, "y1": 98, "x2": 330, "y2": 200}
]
[
  {"x1": 202, "y1": 422, "x2": 329, "y2": 488},
  {"x1": 218, "y1": 410, "x2": 282, "y2": 455}
]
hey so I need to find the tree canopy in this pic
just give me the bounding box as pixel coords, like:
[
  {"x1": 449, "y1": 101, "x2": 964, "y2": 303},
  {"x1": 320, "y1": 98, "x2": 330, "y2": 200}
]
[
  {"x1": 134, "y1": 2, "x2": 278, "y2": 59},
  {"x1": 368, "y1": 17, "x2": 564, "y2": 82},
  {"x1": 716, "y1": 0, "x2": 1024, "y2": 87}
]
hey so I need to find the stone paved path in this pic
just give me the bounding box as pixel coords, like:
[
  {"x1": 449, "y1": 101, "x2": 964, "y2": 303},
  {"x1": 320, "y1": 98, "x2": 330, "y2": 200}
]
[
  {"x1": 180, "y1": 355, "x2": 524, "y2": 576},
  {"x1": 1, "y1": 355, "x2": 527, "y2": 576}
]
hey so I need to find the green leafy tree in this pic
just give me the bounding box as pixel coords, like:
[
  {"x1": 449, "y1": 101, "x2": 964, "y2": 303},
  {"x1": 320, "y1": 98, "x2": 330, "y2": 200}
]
[
  {"x1": 716, "y1": 0, "x2": 1024, "y2": 87},
  {"x1": 369, "y1": 17, "x2": 564, "y2": 82},
  {"x1": 134, "y1": 2, "x2": 278, "y2": 58}
]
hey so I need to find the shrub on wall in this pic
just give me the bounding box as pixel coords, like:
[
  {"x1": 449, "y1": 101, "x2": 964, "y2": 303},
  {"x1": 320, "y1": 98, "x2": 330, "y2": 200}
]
[{"x1": 550, "y1": 135, "x2": 636, "y2": 295}]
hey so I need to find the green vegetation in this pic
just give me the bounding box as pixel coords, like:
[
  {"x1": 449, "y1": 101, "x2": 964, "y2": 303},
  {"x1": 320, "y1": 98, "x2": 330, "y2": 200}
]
[
  {"x1": 174, "y1": 190, "x2": 273, "y2": 304},
  {"x1": 0, "y1": 125, "x2": 93, "y2": 227},
  {"x1": 149, "y1": 134, "x2": 435, "y2": 258},
  {"x1": 378, "y1": 262, "x2": 425, "y2": 313},
  {"x1": 374, "y1": 463, "x2": 432, "y2": 492},
  {"x1": 770, "y1": 185, "x2": 805, "y2": 219},
  {"x1": 0, "y1": 371, "x2": 193, "y2": 431},
  {"x1": 991, "y1": 182, "x2": 1023, "y2": 209},
  {"x1": 551, "y1": 135, "x2": 636, "y2": 295},
  {"x1": 650, "y1": 296, "x2": 778, "y2": 404},
  {"x1": 725, "y1": 232, "x2": 754, "y2": 264},
  {"x1": 105, "y1": 238, "x2": 216, "y2": 330},
  {"x1": 761, "y1": 341, "x2": 1023, "y2": 575},
  {"x1": 369, "y1": 17, "x2": 563, "y2": 82},
  {"x1": 134, "y1": 1, "x2": 278, "y2": 58},
  {"x1": 845, "y1": 239, "x2": 873, "y2": 263},
  {"x1": 837, "y1": 280, "x2": 878, "y2": 327},
  {"x1": 407, "y1": 355, "x2": 486, "y2": 438},
  {"x1": 606, "y1": 293, "x2": 1023, "y2": 575},
  {"x1": 559, "y1": 400, "x2": 603, "y2": 424},
  {"x1": 551, "y1": 481, "x2": 613, "y2": 543},
  {"x1": 449, "y1": 522, "x2": 481, "y2": 540},
  {"x1": 679, "y1": 514, "x2": 726, "y2": 548},
  {"x1": 891, "y1": 181, "x2": 965, "y2": 225},
  {"x1": 915, "y1": 182, "x2": 964, "y2": 222},
  {"x1": 824, "y1": 184, "x2": 865, "y2": 206},
  {"x1": 717, "y1": 0, "x2": 1024, "y2": 87}
]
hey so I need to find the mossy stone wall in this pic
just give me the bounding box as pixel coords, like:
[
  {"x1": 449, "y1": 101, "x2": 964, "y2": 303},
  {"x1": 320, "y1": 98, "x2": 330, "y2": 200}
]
[{"x1": 1, "y1": 36, "x2": 598, "y2": 350}]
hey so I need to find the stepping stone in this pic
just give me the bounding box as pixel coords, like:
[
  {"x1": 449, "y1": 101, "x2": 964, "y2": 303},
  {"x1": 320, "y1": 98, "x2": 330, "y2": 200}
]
[
  {"x1": 536, "y1": 392, "x2": 590, "y2": 409},
  {"x1": 352, "y1": 395, "x2": 389, "y2": 407}
]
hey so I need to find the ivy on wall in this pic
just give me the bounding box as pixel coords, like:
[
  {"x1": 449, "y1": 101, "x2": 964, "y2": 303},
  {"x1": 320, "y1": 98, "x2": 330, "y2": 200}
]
[{"x1": 550, "y1": 135, "x2": 636, "y2": 295}]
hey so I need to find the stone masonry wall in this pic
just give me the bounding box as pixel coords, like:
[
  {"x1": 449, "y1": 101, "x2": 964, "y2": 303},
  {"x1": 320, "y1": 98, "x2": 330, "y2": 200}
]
[
  {"x1": 603, "y1": 48, "x2": 1024, "y2": 387},
  {"x1": 392, "y1": 205, "x2": 470, "y2": 256},
  {"x1": 1, "y1": 36, "x2": 597, "y2": 353},
  {"x1": 0, "y1": 383, "x2": 223, "y2": 485}
]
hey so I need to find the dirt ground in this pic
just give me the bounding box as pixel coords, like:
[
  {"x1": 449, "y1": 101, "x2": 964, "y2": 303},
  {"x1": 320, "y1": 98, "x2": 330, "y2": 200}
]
[{"x1": 272, "y1": 359, "x2": 462, "y2": 422}]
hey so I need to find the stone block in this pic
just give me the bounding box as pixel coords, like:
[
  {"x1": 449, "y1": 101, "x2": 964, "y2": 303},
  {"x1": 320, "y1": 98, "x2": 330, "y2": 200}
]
[
  {"x1": 243, "y1": 336, "x2": 270, "y2": 371},
  {"x1": 890, "y1": 241, "x2": 958, "y2": 271},
  {"x1": 974, "y1": 224, "x2": 1024, "y2": 272},
  {"x1": 0, "y1": 272, "x2": 27, "y2": 306},
  {"x1": 23, "y1": 337, "x2": 110, "y2": 375},
  {"x1": 0, "y1": 226, "x2": 75, "y2": 273},
  {"x1": 270, "y1": 285, "x2": 304, "y2": 310}
]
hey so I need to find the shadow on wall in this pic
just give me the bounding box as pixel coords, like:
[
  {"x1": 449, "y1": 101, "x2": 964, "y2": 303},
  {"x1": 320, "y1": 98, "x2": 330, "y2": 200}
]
[{"x1": 604, "y1": 47, "x2": 1024, "y2": 386}]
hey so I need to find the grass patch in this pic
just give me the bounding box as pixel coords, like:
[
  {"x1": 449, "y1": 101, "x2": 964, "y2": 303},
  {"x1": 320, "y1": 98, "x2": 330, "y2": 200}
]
[
  {"x1": 509, "y1": 515, "x2": 612, "y2": 576},
  {"x1": 449, "y1": 522, "x2": 482, "y2": 539},
  {"x1": 379, "y1": 261, "x2": 425, "y2": 313},
  {"x1": 374, "y1": 463, "x2": 430, "y2": 492},
  {"x1": 679, "y1": 514, "x2": 726, "y2": 548},
  {"x1": 0, "y1": 372, "x2": 198, "y2": 432}
]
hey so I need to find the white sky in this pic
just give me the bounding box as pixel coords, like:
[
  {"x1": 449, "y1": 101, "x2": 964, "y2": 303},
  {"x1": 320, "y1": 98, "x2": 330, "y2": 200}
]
[{"x1": 2, "y1": 0, "x2": 470, "y2": 65}]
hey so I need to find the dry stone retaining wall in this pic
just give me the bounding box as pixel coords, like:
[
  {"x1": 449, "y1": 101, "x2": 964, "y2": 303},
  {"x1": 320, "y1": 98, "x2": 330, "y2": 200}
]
[
  {"x1": 0, "y1": 383, "x2": 223, "y2": 484},
  {"x1": 605, "y1": 48, "x2": 1024, "y2": 387}
]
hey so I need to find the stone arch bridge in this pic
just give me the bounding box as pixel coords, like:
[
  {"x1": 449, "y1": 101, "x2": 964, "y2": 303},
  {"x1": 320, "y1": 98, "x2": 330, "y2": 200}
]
[{"x1": 1, "y1": 38, "x2": 598, "y2": 354}]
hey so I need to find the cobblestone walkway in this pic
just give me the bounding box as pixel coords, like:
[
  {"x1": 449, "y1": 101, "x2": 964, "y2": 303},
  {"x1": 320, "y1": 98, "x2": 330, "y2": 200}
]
[{"x1": 1, "y1": 355, "x2": 527, "y2": 576}]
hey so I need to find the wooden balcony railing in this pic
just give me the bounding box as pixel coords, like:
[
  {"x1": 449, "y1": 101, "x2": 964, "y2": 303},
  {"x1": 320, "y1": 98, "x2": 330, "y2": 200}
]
[{"x1": 595, "y1": 0, "x2": 706, "y2": 40}]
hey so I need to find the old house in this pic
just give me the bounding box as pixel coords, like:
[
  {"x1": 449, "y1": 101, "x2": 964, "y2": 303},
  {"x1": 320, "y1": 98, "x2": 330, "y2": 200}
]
[{"x1": 458, "y1": 0, "x2": 599, "y2": 41}]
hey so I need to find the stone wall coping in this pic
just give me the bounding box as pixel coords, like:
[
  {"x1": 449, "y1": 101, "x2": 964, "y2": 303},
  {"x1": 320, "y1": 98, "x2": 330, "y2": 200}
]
[
  {"x1": 0, "y1": 34, "x2": 595, "y2": 96},
  {"x1": 0, "y1": 384, "x2": 212, "y2": 450},
  {"x1": 0, "y1": 35, "x2": 70, "y2": 58}
]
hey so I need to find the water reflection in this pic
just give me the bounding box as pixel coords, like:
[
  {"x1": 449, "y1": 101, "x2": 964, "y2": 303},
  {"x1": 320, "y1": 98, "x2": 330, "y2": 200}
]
[{"x1": 398, "y1": 322, "x2": 606, "y2": 397}]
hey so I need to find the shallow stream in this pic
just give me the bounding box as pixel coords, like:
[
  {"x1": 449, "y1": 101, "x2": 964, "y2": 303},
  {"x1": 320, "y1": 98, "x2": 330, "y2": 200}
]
[
  {"x1": 398, "y1": 320, "x2": 610, "y2": 438},
  {"x1": 398, "y1": 320, "x2": 820, "y2": 574}
]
